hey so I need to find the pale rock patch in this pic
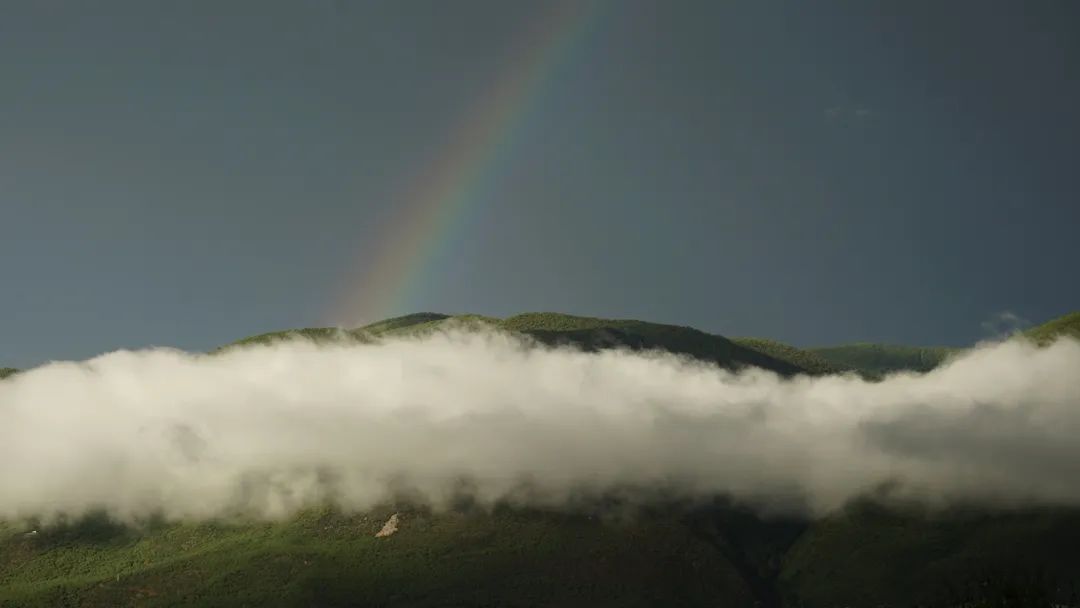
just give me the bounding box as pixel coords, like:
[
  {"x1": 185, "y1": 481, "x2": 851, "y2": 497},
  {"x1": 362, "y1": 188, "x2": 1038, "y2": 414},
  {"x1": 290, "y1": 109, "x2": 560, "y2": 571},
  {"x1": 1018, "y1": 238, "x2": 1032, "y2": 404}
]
[{"x1": 375, "y1": 513, "x2": 400, "y2": 538}]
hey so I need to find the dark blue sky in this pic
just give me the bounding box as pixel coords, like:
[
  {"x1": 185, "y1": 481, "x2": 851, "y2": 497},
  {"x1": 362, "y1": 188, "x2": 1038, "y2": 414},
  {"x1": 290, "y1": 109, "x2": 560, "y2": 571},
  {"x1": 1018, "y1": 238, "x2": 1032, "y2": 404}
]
[{"x1": 2, "y1": 1, "x2": 1078, "y2": 366}]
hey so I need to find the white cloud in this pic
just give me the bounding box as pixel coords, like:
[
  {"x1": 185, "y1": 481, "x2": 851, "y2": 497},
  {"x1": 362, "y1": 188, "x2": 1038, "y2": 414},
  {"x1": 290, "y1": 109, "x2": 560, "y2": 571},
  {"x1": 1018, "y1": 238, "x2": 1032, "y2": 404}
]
[
  {"x1": 1, "y1": 330, "x2": 1078, "y2": 522},
  {"x1": 981, "y1": 310, "x2": 1032, "y2": 339}
]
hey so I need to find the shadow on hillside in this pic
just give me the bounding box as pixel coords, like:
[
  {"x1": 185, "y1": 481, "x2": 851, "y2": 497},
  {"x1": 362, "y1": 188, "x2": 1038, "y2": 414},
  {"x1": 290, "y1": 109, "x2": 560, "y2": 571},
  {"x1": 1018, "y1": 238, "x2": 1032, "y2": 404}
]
[
  {"x1": 930, "y1": 567, "x2": 1079, "y2": 607},
  {"x1": 31, "y1": 511, "x2": 167, "y2": 547}
]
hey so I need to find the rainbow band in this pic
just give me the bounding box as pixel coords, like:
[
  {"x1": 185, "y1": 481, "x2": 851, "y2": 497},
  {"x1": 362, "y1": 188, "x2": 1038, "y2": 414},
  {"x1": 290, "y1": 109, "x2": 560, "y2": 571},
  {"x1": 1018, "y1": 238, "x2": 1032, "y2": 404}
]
[{"x1": 326, "y1": 1, "x2": 605, "y2": 326}]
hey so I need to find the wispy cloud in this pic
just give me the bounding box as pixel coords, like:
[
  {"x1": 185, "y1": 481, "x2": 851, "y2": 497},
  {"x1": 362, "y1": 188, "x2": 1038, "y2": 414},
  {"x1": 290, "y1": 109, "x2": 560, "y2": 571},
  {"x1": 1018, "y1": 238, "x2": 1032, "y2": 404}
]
[{"x1": 981, "y1": 310, "x2": 1031, "y2": 339}]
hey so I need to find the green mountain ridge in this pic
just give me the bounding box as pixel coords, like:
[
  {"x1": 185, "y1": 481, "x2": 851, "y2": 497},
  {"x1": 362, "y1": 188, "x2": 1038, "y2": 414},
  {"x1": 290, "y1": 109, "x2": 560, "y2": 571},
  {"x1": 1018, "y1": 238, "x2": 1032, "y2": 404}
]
[
  {"x1": 800, "y1": 310, "x2": 1080, "y2": 376},
  {"x1": 806, "y1": 343, "x2": 959, "y2": 376},
  {"x1": 222, "y1": 310, "x2": 1080, "y2": 379},
  {"x1": 1026, "y1": 310, "x2": 1080, "y2": 345},
  {"x1": 10, "y1": 310, "x2": 1077, "y2": 380},
  {"x1": 730, "y1": 338, "x2": 853, "y2": 376},
  {"x1": 2, "y1": 310, "x2": 1079, "y2": 606},
  {"x1": 222, "y1": 312, "x2": 812, "y2": 377}
]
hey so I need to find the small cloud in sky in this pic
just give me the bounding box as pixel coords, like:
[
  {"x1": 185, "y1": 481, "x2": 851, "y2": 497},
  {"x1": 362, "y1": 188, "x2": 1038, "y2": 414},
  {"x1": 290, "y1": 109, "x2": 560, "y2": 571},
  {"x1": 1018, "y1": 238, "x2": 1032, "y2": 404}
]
[
  {"x1": 981, "y1": 310, "x2": 1032, "y2": 339},
  {"x1": 825, "y1": 104, "x2": 876, "y2": 122}
]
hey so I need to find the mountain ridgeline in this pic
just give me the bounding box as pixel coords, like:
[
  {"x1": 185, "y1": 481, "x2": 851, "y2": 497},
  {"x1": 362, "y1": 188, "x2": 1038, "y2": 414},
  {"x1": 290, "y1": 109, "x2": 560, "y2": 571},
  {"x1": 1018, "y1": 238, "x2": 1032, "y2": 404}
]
[
  {"x1": 220, "y1": 309, "x2": 1080, "y2": 378},
  {"x1": 1027, "y1": 310, "x2": 1080, "y2": 345},
  {"x1": 807, "y1": 343, "x2": 957, "y2": 375},
  {"x1": 1, "y1": 310, "x2": 1078, "y2": 606},
  {"x1": 799, "y1": 311, "x2": 1080, "y2": 376},
  {"x1": 226, "y1": 312, "x2": 810, "y2": 377},
  {"x1": 220, "y1": 312, "x2": 895, "y2": 378}
]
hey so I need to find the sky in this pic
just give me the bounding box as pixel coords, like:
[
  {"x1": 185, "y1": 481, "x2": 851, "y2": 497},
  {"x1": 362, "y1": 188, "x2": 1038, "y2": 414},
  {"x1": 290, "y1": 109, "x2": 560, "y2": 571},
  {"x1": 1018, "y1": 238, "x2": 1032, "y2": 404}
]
[{"x1": 2, "y1": 0, "x2": 1078, "y2": 367}]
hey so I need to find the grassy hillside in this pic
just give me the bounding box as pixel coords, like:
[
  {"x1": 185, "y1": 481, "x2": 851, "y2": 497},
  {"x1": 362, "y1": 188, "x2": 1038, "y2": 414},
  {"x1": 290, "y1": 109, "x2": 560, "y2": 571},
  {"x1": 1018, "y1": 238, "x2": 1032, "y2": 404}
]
[
  {"x1": 780, "y1": 501, "x2": 1080, "y2": 607},
  {"x1": 808, "y1": 343, "x2": 958, "y2": 376},
  {"x1": 8, "y1": 310, "x2": 1080, "y2": 606},
  {"x1": 807, "y1": 310, "x2": 1078, "y2": 377},
  {"x1": 225, "y1": 312, "x2": 812, "y2": 377},
  {"x1": 0, "y1": 368, "x2": 17, "y2": 380},
  {"x1": 3, "y1": 500, "x2": 1074, "y2": 607},
  {"x1": 220, "y1": 313, "x2": 454, "y2": 351},
  {"x1": 732, "y1": 338, "x2": 852, "y2": 376},
  {"x1": 1026, "y1": 311, "x2": 1080, "y2": 345},
  {"x1": 0, "y1": 504, "x2": 769, "y2": 607},
  {"x1": 498, "y1": 312, "x2": 807, "y2": 376},
  {"x1": 354, "y1": 312, "x2": 450, "y2": 335},
  {"x1": 224, "y1": 328, "x2": 361, "y2": 350}
]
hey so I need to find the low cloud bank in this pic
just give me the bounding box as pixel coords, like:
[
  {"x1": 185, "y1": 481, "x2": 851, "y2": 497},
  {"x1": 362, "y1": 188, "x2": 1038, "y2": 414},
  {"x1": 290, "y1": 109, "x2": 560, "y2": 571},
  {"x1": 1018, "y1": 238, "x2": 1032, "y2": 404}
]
[{"x1": 1, "y1": 331, "x2": 1078, "y2": 521}]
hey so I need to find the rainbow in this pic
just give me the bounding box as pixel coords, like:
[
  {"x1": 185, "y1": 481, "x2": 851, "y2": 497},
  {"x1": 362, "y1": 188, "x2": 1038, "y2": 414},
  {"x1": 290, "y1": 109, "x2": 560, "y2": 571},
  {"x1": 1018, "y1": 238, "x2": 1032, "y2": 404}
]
[{"x1": 325, "y1": 1, "x2": 606, "y2": 326}]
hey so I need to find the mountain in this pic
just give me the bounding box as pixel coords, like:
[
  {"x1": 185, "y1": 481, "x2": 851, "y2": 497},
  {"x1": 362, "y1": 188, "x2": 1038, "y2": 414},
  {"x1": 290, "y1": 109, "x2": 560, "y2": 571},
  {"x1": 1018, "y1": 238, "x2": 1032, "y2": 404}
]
[
  {"x1": 806, "y1": 310, "x2": 1080, "y2": 377},
  {"x1": 1026, "y1": 310, "x2": 1080, "y2": 345},
  {"x1": 494, "y1": 312, "x2": 806, "y2": 376},
  {"x1": 225, "y1": 312, "x2": 813, "y2": 377},
  {"x1": 3, "y1": 496, "x2": 1074, "y2": 607},
  {"x1": 4, "y1": 311, "x2": 1079, "y2": 606},
  {"x1": 354, "y1": 311, "x2": 451, "y2": 335},
  {"x1": 808, "y1": 343, "x2": 958, "y2": 376},
  {"x1": 0, "y1": 505, "x2": 770, "y2": 607},
  {"x1": 732, "y1": 338, "x2": 853, "y2": 376},
  {"x1": 780, "y1": 500, "x2": 1080, "y2": 607}
]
